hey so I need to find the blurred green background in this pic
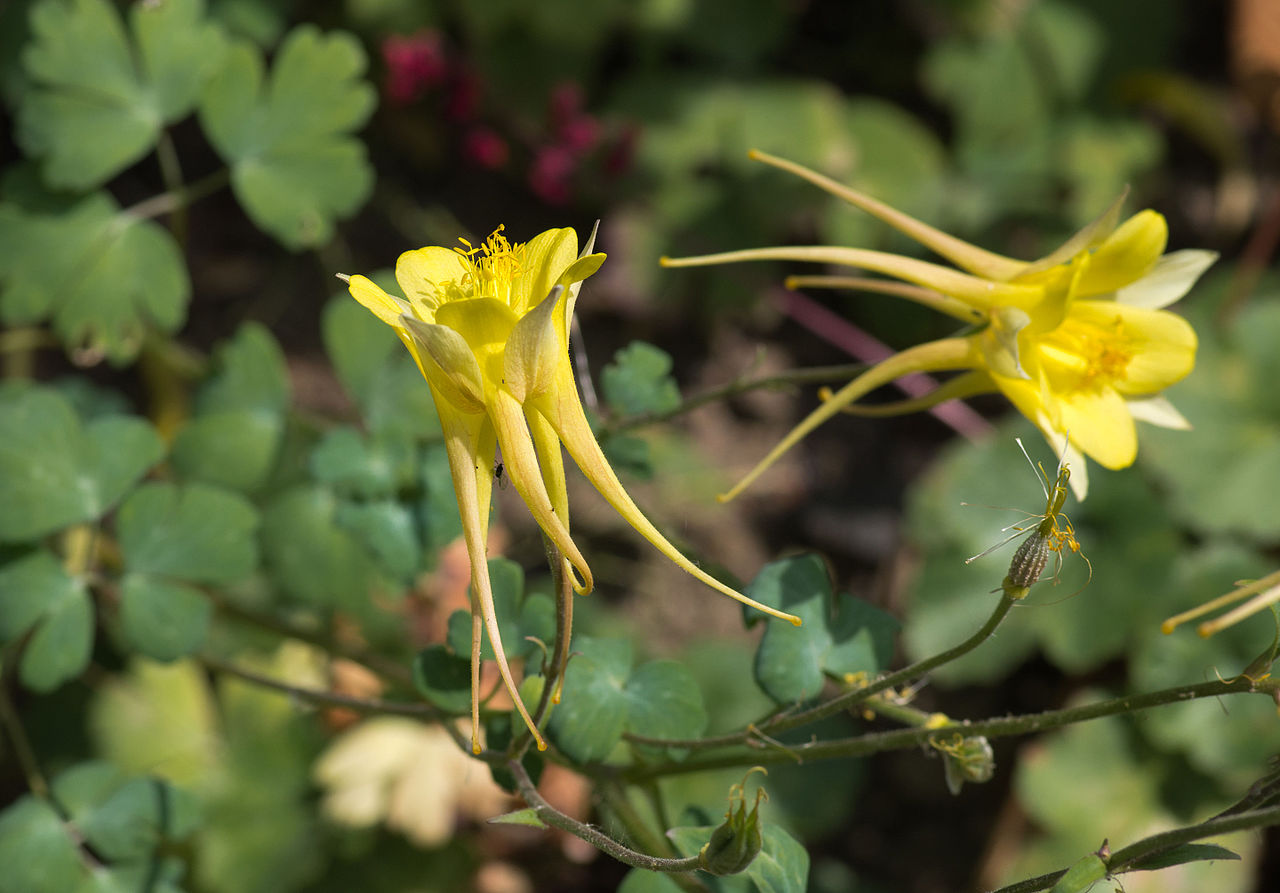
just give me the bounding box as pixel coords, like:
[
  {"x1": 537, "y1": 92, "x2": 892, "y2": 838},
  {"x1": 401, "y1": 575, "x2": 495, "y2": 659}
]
[{"x1": 1, "y1": 0, "x2": 1278, "y2": 891}]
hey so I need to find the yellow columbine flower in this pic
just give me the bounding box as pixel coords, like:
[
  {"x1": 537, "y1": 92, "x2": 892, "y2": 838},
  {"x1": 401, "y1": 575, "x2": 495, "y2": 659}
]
[
  {"x1": 662, "y1": 151, "x2": 1217, "y2": 501},
  {"x1": 340, "y1": 225, "x2": 798, "y2": 753}
]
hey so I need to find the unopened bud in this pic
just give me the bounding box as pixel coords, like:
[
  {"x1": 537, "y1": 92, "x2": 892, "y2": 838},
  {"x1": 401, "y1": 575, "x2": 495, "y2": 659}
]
[{"x1": 699, "y1": 771, "x2": 766, "y2": 876}]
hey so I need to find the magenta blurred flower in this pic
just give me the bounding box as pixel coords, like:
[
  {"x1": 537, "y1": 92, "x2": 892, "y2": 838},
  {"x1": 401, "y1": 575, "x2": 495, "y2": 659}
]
[
  {"x1": 381, "y1": 31, "x2": 446, "y2": 106},
  {"x1": 463, "y1": 127, "x2": 509, "y2": 169},
  {"x1": 528, "y1": 146, "x2": 576, "y2": 204}
]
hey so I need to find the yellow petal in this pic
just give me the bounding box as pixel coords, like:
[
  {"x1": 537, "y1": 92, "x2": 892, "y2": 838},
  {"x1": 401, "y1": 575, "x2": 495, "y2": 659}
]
[
  {"x1": 504, "y1": 286, "x2": 564, "y2": 403},
  {"x1": 565, "y1": 221, "x2": 600, "y2": 323},
  {"x1": 489, "y1": 389, "x2": 593, "y2": 594},
  {"x1": 433, "y1": 297, "x2": 520, "y2": 390},
  {"x1": 399, "y1": 315, "x2": 487, "y2": 413},
  {"x1": 718, "y1": 338, "x2": 975, "y2": 502},
  {"x1": 346, "y1": 275, "x2": 413, "y2": 327},
  {"x1": 531, "y1": 367, "x2": 803, "y2": 626},
  {"x1": 1074, "y1": 210, "x2": 1167, "y2": 297},
  {"x1": 397, "y1": 246, "x2": 468, "y2": 313},
  {"x1": 1114, "y1": 249, "x2": 1218, "y2": 309},
  {"x1": 1069, "y1": 301, "x2": 1197, "y2": 394},
  {"x1": 513, "y1": 228, "x2": 578, "y2": 316},
  {"x1": 1125, "y1": 395, "x2": 1190, "y2": 430},
  {"x1": 1056, "y1": 386, "x2": 1138, "y2": 470},
  {"x1": 747, "y1": 149, "x2": 1030, "y2": 282}
]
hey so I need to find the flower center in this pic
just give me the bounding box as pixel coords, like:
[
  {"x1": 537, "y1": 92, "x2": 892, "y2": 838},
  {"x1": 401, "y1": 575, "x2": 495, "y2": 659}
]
[
  {"x1": 1041, "y1": 312, "x2": 1134, "y2": 394},
  {"x1": 451, "y1": 225, "x2": 526, "y2": 306}
]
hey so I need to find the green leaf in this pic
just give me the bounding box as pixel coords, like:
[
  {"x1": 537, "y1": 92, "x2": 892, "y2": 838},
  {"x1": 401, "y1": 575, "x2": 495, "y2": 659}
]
[
  {"x1": 0, "y1": 796, "x2": 87, "y2": 893},
  {"x1": 322, "y1": 290, "x2": 442, "y2": 442},
  {"x1": 199, "y1": 27, "x2": 375, "y2": 248},
  {"x1": 172, "y1": 323, "x2": 289, "y2": 492},
  {"x1": 486, "y1": 808, "x2": 548, "y2": 829},
  {"x1": 1141, "y1": 295, "x2": 1280, "y2": 542},
  {"x1": 0, "y1": 388, "x2": 163, "y2": 542},
  {"x1": 418, "y1": 442, "x2": 463, "y2": 551},
  {"x1": 601, "y1": 341, "x2": 681, "y2": 416},
  {"x1": 53, "y1": 762, "x2": 200, "y2": 861},
  {"x1": 547, "y1": 637, "x2": 633, "y2": 764},
  {"x1": 1130, "y1": 544, "x2": 1280, "y2": 787},
  {"x1": 445, "y1": 558, "x2": 552, "y2": 662},
  {"x1": 18, "y1": 0, "x2": 227, "y2": 189},
  {"x1": 667, "y1": 823, "x2": 810, "y2": 893},
  {"x1": 335, "y1": 499, "x2": 420, "y2": 582},
  {"x1": 411, "y1": 644, "x2": 470, "y2": 714},
  {"x1": 311, "y1": 427, "x2": 415, "y2": 499},
  {"x1": 118, "y1": 482, "x2": 259, "y2": 584},
  {"x1": 321, "y1": 293, "x2": 398, "y2": 410},
  {"x1": 119, "y1": 575, "x2": 212, "y2": 661},
  {"x1": 259, "y1": 485, "x2": 385, "y2": 608},
  {"x1": 20, "y1": 579, "x2": 93, "y2": 691},
  {"x1": 76, "y1": 859, "x2": 187, "y2": 893},
  {"x1": 902, "y1": 419, "x2": 1179, "y2": 683},
  {"x1": 1127, "y1": 843, "x2": 1240, "y2": 871},
  {"x1": 747, "y1": 555, "x2": 898, "y2": 703},
  {"x1": 617, "y1": 870, "x2": 684, "y2": 893},
  {"x1": 623, "y1": 660, "x2": 707, "y2": 744},
  {"x1": 0, "y1": 549, "x2": 74, "y2": 641},
  {"x1": 547, "y1": 637, "x2": 707, "y2": 764},
  {"x1": 0, "y1": 192, "x2": 190, "y2": 363}
]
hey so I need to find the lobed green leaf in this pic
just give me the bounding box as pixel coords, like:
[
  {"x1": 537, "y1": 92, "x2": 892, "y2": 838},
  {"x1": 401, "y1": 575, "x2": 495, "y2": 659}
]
[
  {"x1": 0, "y1": 191, "x2": 190, "y2": 363},
  {"x1": 199, "y1": 27, "x2": 375, "y2": 248},
  {"x1": 0, "y1": 387, "x2": 163, "y2": 542},
  {"x1": 18, "y1": 0, "x2": 226, "y2": 189}
]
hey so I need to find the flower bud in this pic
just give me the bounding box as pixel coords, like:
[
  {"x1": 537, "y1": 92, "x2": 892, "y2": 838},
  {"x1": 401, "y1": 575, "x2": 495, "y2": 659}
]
[{"x1": 699, "y1": 773, "x2": 766, "y2": 876}]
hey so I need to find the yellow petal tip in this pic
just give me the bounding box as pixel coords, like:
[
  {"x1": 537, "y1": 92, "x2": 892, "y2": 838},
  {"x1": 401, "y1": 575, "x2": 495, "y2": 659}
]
[
  {"x1": 335, "y1": 272, "x2": 351, "y2": 283},
  {"x1": 1160, "y1": 621, "x2": 1176, "y2": 635},
  {"x1": 658, "y1": 256, "x2": 673, "y2": 267},
  {"x1": 472, "y1": 742, "x2": 482, "y2": 755},
  {"x1": 788, "y1": 615, "x2": 803, "y2": 627}
]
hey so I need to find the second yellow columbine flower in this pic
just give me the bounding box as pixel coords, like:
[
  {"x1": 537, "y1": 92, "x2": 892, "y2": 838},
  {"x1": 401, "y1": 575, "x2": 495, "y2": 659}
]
[
  {"x1": 662, "y1": 151, "x2": 1217, "y2": 501},
  {"x1": 341, "y1": 225, "x2": 798, "y2": 753}
]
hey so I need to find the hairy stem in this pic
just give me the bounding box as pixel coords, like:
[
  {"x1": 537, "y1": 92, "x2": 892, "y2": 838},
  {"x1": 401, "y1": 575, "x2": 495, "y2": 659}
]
[
  {"x1": 624, "y1": 676, "x2": 1277, "y2": 782},
  {"x1": 508, "y1": 760, "x2": 704, "y2": 875},
  {"x1": 200, "y1": 655, "x2": 472, "y2": 753}
]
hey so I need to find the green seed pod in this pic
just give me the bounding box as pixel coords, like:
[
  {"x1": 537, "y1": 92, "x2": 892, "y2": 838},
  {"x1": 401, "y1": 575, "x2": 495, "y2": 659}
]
[{"x1": 1002, "y1": 528, "x2": 1050, "y2": 599}]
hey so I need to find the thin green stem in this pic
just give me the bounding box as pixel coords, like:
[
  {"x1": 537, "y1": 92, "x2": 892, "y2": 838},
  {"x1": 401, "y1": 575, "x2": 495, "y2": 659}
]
[
  {"x1": 508, "y1": 760, "x2": 704, "y2": 875},
  {"x1": 0, "y1": 649, "x2": 50, "y2": 800},
  {"x1": 155, "y1": 131, "x2": 188, "y2": 246},
  {"x1": 122, "y1": 169, "x2": 230, "y2": 223},
  {"x1": 603, "y1": 362, "x2": 869, "y2": 434},
  {"x1": 624, "y1": 676, "x2": 1277, "y2": 782}
]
